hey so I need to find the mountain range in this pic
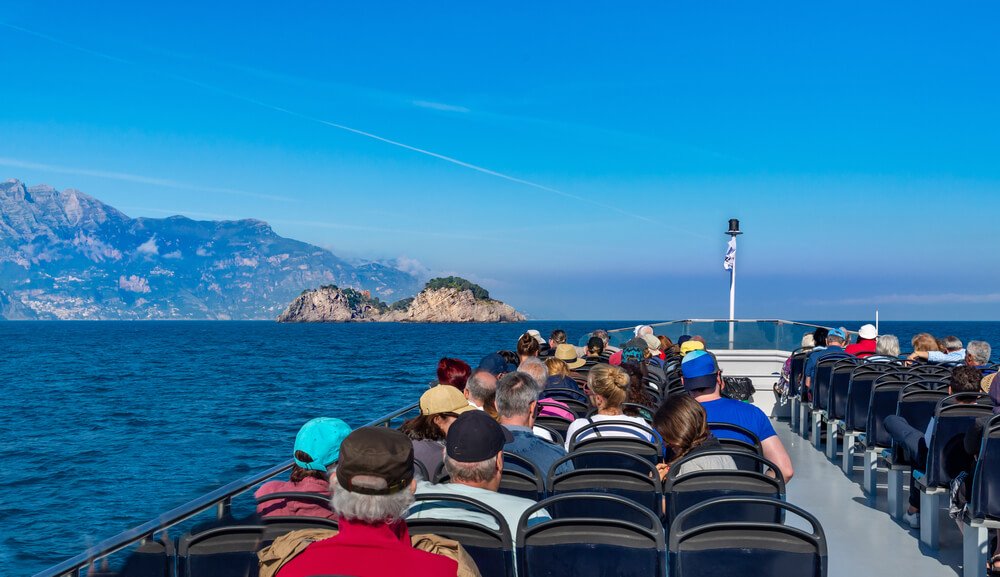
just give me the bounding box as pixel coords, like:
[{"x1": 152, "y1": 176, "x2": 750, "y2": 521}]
[{"x1": 0, "y1": 179, "x2": 424, "y2": 319}]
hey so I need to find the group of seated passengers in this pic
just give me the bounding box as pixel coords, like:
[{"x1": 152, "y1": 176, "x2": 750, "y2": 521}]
[
  {"x1": 787, "y1": 324, "x2": 999, "y2": 574},
  {"x1": 254, "y1": 327, "x2": 800, "y2": 577}
]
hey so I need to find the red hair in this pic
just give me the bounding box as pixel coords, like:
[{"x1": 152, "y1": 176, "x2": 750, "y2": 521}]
[{"x1": 437, "y1": 357, "x2": 471, "y2": 391}]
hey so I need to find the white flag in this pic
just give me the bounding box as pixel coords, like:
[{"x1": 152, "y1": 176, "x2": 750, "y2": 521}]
[{"x1": 723, "y1": 237, "x2": 736, "y2": 270}]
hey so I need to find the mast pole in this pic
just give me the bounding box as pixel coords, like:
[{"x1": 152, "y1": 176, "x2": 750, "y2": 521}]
[{"x1": 725, "y1": 219, "x2": 742, "y2": 350}]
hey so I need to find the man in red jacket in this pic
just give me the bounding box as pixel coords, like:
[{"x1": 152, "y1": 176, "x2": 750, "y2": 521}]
[{"x1": 277, "y1": 427, "x2": 458, "y2": 577}]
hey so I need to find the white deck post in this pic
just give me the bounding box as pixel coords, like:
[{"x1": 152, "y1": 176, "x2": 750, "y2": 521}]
[
  {"x1": 790, "y1": 397, "x2": 800, "y2": 430},
  {"x1": 863, "y1": 449, "x2": 879, "y2": 501},
  {"x1": 811, "y1": 412, "x2": 824, "y2": 450},
  {"x1": 963, "y1": 522, "x2": 990, "y2": 577},
  {"x1": 842, "y1": 431, "x2": 856, "y2": 475},
  {"x1": 920, "y1": 488, "x2": 945, "y2": 549},
  {"x1": 799, "y1": 403, "x2": 812, "y2": 438},
  {"x1": 826, "y1": 420, "x2": 838, "y2": 460}
]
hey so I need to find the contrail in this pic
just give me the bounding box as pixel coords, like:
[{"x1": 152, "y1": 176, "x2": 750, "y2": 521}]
[
  {"x1": 0, "y1": 21, "x2": 709, "y2": 234},
  {"x1": 0, "y1": 157, "x2": 295, "y2": 202}
]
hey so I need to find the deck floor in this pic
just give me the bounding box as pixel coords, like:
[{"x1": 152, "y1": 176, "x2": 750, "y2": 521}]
[{"x1": 776, "y1": 421, "x2": 963, "y2": 577}]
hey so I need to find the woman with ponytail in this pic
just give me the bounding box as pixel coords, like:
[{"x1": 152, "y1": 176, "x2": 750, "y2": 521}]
[
  {"x1": 563, "y1": 363, "x2": 653, "y2": 450},
  {"x1": 652, "y1": 394, "x2": 736, "y2": 479}
]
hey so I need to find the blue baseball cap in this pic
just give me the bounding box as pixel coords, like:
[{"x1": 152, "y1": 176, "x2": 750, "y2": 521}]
[
  {"x1": 681, "y1": 350, "x2": 719, "y2": 391},
  {"x1": 828, "y1": 328, "x2": 846, "y2": 340},
  {"x1": 293, "y1": 417, "x2": 352, "y2": 471}
]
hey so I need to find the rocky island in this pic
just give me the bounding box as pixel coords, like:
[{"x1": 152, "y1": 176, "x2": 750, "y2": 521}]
[{"x1": 278, "y1": 276, "x2": 526, "y2": 323}]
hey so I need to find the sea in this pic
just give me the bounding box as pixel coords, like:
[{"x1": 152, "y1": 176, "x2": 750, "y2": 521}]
[{"x1": 3, "y1": 319, "x2": 999, "y2": 576}]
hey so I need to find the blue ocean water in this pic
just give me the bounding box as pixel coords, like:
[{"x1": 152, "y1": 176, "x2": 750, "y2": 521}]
[{"x1": 2, "y1": 319, "x2": 999, "y2": 576}]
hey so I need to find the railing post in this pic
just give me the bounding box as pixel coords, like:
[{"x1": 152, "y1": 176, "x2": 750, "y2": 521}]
[{"x1": 216, "y1": 497, "x2": 231, "y2": 519}]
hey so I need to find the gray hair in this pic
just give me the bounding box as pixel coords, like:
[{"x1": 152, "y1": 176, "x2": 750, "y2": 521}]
[
  {"x1": 465, "y1": 369, "x2": 497, "y2": 404},
  {"x1": 496, "y1": 371, "x2": 541, "y2": 418},
  {"x1": 875, "y1": 335, "x2": 900, "y2": 357},
  {"x1": 591, "y1": 329, "x2": 610, "y2": 345},
  {"x1": 331, "y1": 476, "x2": 414, "y2": 523},
  {"x1": 827, "y1": 332, "x2": 846, "y2": 345},
  {"x1": 943, "y1": 335, "x2": 964, "y2": 352},
  {"x1": 444, "y1": 455, "x2": 499, "y2": 484},
  {"x1": 967, "y1": 340, "x2": 991, "y2": 365},
  {"x1": 517, "y1": 357, "x2": 549, "y2": 387}
]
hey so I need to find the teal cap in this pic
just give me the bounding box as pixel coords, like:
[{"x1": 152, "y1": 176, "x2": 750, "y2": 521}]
[{"x1": 293, "y1": 417, "x2": 352, "y2": 471}]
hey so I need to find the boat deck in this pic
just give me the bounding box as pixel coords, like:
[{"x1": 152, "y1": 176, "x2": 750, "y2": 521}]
[{"x1": 777, "y1": 421, "x2": 962, "y2": 576}]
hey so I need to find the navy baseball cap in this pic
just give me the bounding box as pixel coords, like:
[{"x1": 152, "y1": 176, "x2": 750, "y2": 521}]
[
  {"x1": 681, "y1": 350, "x2": 719, "y2": 391},
  {"x1": 477, "y1": 353, "x2": 517, "y2": 376},
  {"x1": 446, "y1": 411, "x2": 513, "y2": 462}
]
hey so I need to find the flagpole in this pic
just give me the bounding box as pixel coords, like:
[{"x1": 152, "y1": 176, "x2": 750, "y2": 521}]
[{"x1": 725, "y1": 219, "x2": 742, "y2": 350}]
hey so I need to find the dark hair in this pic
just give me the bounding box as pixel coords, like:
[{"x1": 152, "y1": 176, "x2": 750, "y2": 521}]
[
  {"x1": 289, "y1": 454, "x2": 329, "y2": 483},
  {"x1": 653, "y1": 394, "x2": 711, "y2": 464},
  {"x1": 437, "y1": 358, "x2": 472, "y2": 391},
  {"x1": 620, "y1": 361, "x2": 655, "y2": 415},
  {"x1": 657, "y1": 335, "x2": 673, "y2": 351},
  {"x1": 586, "y1": 336, "x2": 605, "y2": 356},
  {"x1": 950, "y1": 366, "x2": 984, "y2": 394},
  {"x1": 550, "y1": 329, "x2": 567, "y2": 344},
  {"x1": 399, "y1": 413, "x2": 455, "y2": 441},
  {"x1": 813, "y1": 327, "x2": 829, "y2": 347},
  {"x1": 497, "y1": 350, "x2": 519, "y2": 366},
  {"x1": 517, "y1": 333, "x2": 540, "y2": 357}
]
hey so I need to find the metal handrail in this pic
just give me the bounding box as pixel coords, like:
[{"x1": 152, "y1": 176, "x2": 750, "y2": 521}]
[
  {"x1": 34, "y1": 402, "x2": 420, "y2": 577},
  {"x1": 607, "y1": 319, "x2": 842, "y2": 334}
]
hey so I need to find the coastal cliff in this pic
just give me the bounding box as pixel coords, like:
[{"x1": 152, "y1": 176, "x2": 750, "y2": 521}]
[{"x1": 278, "y1": 277, "x2": 525, "y2": 323}]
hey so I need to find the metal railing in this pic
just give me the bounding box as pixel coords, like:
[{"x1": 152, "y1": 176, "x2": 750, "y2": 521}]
[
  {"x1": 34, "y1": 402, "x2": 420, "y2": 577},
  {"x1": 602, "y1": 319, "x2": 845, "y2": 352}
]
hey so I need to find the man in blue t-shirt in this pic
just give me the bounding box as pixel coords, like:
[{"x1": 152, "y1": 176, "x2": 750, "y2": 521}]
[{"x1": 681, "y1": 350, "x2": 794, "y2": 482}]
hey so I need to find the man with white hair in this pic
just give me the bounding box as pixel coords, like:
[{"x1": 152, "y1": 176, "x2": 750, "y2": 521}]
[
  {"x1": 965, "y1": 340, "x2": 993, "y2": 372},
  {"x1": 277, "y1": 427, "x2": 458, "y2": 577},
  {"x1": 908, "y1": 335, "x2": 965, "y2": 364}
]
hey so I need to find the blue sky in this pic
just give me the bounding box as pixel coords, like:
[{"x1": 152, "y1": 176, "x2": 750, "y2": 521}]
[{"x1": 2, "y1": 1, "x2": 1000, "y2": 320}]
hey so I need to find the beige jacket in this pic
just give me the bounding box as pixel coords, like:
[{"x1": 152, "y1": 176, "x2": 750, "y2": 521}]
[{"x1": 258, "y1": 528, "x2": 481, "y2": 577}]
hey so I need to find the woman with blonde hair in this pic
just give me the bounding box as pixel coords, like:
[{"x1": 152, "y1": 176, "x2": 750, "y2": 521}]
[
  {"x1": 653, "y1": 394, "x2": 736, "y2": 479},
  {"x1": 911, "y1": 333, "x2": 941, "y2": 353},
  {"x1": 563, "y1": 363, "x2": 653, "y2": 450}
]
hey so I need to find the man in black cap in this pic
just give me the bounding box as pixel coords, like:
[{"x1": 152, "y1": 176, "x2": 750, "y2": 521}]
[
  {"x1": 278, "y1": 427, "x2": 457, "y2": 577},
  {"x1": 409, "y1": 411, "x2": 549, "y2": 537}
]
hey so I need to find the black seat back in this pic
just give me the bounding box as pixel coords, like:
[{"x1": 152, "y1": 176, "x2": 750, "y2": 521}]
[
  {"x1": 706, "y1": 422, "x2": 764, "y2": 472},
  {"x1": 532, "y1": 423, "x2": 565, "y2": 446},
  {"x1": 664, "y1": 451, "x2": 785, "y2": 528},
  {"x1": 669, "y1": 496, "x2": 827, "y2": 577},
  {"x1": 406, "y1": 493, "x2": 514, "y2": 577},
  {"x1": 548, "y1": 451, "x2": 662, "y2": 523},
  {"x1": 567, "y1": 420, "x2": 660, "y2": 469},
  {"x1": 828, "y1": 358, "x2": 861, "y2": 420},
  {"x1": 177, "y1": 525, "x2": 264, "y2": 577},
  {"x1": 970, "y1": 415, "x2": 1000, "y2": 521},
  {"x1": 844, "y1": 364, "x2": 895, "y2": 431},
  {"x1": 891, "y1": 385, "x2": 950, "y2": 466},
  {"x1": 865, "y1": 379, "x2": 907, "y2": 448},
  {"x1": 813, "y1": 356, "x2": 846, "y2": 410},
  {"x1": 517, "y1": 494, "x2": 665, "y2": 577},
  {"x1": 539, "y1": 396, "x2": 590, "y2": 418},
  {"x1": 908, "y1": 365, "x2": 954, "y2": 379},
  {"x1": 789, "y1": 351, "x2": 809, "y2": 399},
  {"x1": 534, "y1": 414, "x2": 573, "y2": 439},
  {"x1": 499, "y1": 452, "x2": 546, "y2": 501},
  {"x1": 925, "y1": 394, "x2": 995, "y2": 488}
]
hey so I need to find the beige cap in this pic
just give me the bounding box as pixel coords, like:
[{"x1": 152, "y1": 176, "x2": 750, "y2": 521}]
[
  {"x1": 420, "y1": 385, "x2": 476, "y2": 416},
  {"x1": 642, "y1": 333, "x2": 661, "y2": 352}
]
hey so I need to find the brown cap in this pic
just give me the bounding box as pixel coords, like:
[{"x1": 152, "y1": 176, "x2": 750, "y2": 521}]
[{"x1": 336, "y1": 427, "x2": 414, "y2": 495}]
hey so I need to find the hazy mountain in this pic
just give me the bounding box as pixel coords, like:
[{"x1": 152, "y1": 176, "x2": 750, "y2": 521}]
[{"x1": 0, "y1": 179, "x2": 423, "y2": 319}]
